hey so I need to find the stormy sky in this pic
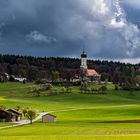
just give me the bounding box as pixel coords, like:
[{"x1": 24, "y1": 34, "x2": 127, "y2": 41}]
[{"x1": 0, "y1": 0, "x2": 140, "y2": 63}]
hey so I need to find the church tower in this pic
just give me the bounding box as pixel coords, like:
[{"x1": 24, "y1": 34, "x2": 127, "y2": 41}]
[{"x1": 80, "y1": 50, "x2": 87, "y2": 70}]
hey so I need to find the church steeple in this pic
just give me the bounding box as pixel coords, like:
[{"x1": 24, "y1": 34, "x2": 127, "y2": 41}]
[
  {"x1": 80, "y1": 49, "x2": 87, "y2": 70},
  {"x1": 81, "y1": 50, "x2": 87, "y2": 58}
]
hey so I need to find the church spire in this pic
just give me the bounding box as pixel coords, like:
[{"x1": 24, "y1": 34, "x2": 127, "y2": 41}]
[
  {"x1": 81, "y1": 48, "x2": 87, "y2": 58},
  {"x1": 80, "y1": 49, "x2": 87, "y2": 70}
]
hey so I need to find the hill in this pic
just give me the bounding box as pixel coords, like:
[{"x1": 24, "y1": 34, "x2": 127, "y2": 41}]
[{"x1": 1, "y1": 82, "x2": 140, "y2": 139}]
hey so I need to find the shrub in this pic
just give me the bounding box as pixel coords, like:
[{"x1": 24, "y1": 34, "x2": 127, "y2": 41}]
[
  {"x1": 0, "y1": 105, "x2": 6, "y2": 110},
  {"x1": 35, "y1": 79, "x2": 49, "y2": 84},
  {"x1": 41, "y1": 83, "x2": 52, "y2": 90},
  {"x1": 66, "y1": 87, "x2": 72, "y2": 94},
  {"x1": 98, "y1": 86, "x2": 108, "y2": 94},
  {"x1": 115, "y1": 85, "x2": 119, "y2": 90}
]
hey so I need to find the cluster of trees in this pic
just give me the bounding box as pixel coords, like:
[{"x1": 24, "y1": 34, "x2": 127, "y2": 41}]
[
  {"x1": 80, "y1": 85, "x2": 108, "y2": 94},
  {"x1": 30, "y1": 84, "x2": 73, "y2": 97},
  {"x1": 0, "y1": 54, "x2": 139, "y2": 86}
]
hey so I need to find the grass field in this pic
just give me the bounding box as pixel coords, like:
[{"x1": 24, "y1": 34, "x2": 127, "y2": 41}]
[{"x1": 0, "y1": 82, "x2": 140, "y2": 140}]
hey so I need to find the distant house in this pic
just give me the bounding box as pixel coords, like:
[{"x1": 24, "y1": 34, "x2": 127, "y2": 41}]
[
  {"x1": 14, "y1": 77, "x2": 27, "y2": 82},
  {"x1": 7, "y1": 109, "x2": 22, "y2": 121},
  {"x1": 0, "y1": 110, "x2": 11, "y2": 122},
  {"x1": 9, "y1": 75, "x2": 26, "y2": 82},
  {"x1": 42, "y1": 114, "x2": 57, "y2": 123},
  {"x1": 86, "y1": 69, "x2": 101, "y2": 82},
  {"x1": 0, "y1": 109, "x2": 22, "y2": 122}
]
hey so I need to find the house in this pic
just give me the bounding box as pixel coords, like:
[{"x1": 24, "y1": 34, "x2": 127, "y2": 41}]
[
  {"x1": 0, "y1": 109, "x2": 22, "y2": 122},
  {"x1": 86, "y1": 69, "x2": 101, "y2": 82},
  {"x1": 15, "y1": 77, "x2": 27, "y2": 82},
  {"x1": 7, "y1": 109, "x2": 22, "y2": 121},
  {"x1": 9, "y1": 75, "x2": 26, "y2": 82},
  {"x1": 42, "y1": 113, "x2": 57, "y2": 123},
  {"x1": 0, "y1": 110, "x2": 11, "y2": 122}
]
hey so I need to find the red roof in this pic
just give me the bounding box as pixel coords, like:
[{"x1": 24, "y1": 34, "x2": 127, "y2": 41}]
[{"x1": 86, "y1": 69, "x2": 98, "y2": 76}]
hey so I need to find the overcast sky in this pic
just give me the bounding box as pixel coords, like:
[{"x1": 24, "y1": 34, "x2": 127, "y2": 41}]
[{"x1": 0, "y1": 0, "x2": 140, "y2": 63}]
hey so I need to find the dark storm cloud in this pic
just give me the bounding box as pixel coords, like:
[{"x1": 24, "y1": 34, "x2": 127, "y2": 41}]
[{"x1": 0, "y1": 0, "x2": 140, "y2": 63}]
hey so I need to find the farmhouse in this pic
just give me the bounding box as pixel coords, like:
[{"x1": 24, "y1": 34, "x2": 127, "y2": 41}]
[
  {"x1": 42, "y1": 113, "x2": 57, "y2": 123},
  {"x1": 7, "y1": 109, "x2": 22, "y2": 121},
  {"x1": 0, "y1": 109, "x2": 22, "y2": 122}
]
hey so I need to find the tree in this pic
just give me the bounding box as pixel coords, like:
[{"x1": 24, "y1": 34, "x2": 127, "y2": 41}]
[
  {"x1": 25, "y1": 110, "x2": 37, "y2": 124},
  {"x1": 135, "y1": 76, "x2": 140, "y2": 87},
  {"x1": 27, "y1": 66, "x2": 39, "y2": 81},
  {"x1": 15, "y1": 105, "x2": 22, "y2": 111},
  {"x1": 98, "y1": 86, "x2": 107, "y2": 94},
  {"x1": 0, "y1": 105, "x2": 6, "y2": 110},
  {"x1": 101, "y1": 73, "x2": 109, "y2": 81},
  {"x1": 22, "y1": 109, "x2": 28, "y2": 117},
  {"x1": 51, "y1": 71, "x2": 60, "y2": 82}
]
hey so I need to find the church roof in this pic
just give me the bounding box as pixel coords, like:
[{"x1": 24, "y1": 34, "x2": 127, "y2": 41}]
[{"x1": 86, "y1": 69, "x2": 98, "y2": 76}]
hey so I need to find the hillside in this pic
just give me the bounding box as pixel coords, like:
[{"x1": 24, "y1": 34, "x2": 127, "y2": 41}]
[{"x1": 1, "y1": 83, "x2": 140, "y2": 139}]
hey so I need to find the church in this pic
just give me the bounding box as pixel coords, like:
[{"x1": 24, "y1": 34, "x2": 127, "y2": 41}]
[{"x1": 80, "y1": 50, "x2": 101, "y2": 82}]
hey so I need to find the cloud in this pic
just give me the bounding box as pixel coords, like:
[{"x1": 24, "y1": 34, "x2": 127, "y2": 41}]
[
  {"x1": 123, "y1": 0, "x2": 140, "y2": 9},
  {"x1": 0, "y1": 0, "x2": 139, "y2": 63},
  {"x1": 26, "y1": 31, "x2": 57, "y2": 44}
]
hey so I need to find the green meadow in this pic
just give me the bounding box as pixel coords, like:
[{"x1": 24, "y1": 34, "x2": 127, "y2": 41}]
[{"x1": 0, "y1": 82, "x2": 140, "y2": 140}]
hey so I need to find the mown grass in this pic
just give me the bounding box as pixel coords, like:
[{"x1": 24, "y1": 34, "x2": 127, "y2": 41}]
[
  {"x1": 1, "y1": 82, "x2": 140, "y2": 140},
  {"x1": 0, "y1": 122, "x2": 13, "y2": 127}
]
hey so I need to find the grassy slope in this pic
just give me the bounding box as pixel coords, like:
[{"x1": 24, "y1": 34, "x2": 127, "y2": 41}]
[{"x1": 0, "y1": 82, "x2": 140, "y2": 140}]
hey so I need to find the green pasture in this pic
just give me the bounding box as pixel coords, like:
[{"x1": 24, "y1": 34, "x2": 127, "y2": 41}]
[{"x1": 0, "y1": 82, "x2": 140, "y2": 140}]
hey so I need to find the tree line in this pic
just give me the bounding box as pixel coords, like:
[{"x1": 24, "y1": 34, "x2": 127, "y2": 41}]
[{"x1": 0, "y1": 54, "x2": 139, "y2": 85}]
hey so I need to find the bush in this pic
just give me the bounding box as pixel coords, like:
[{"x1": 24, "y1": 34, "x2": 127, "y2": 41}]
[
  {"x1": 115, "y1": 85, "x2": 119, "y2": 90},
  {"x1": 41, "y1": 83, "x2": 52, "y2": 90},
  {"x1": 35, "y1": 79, "x2": 49, "y2": 84},
  {"x1": 122, "y1": 82, "x2": 140, "y2": 91},
  {"x1": 98, "y1": 86, "x2": 108, "y2": 94},
  {"x1": 0, "y1": 105, "x2": 6, "y2": 110},
  {"x1": 91, "y1": 88, "x2": 98, "y2": 94},
  {"x1": 66, "y1": 87, "x2": 72, "y2": 94}
]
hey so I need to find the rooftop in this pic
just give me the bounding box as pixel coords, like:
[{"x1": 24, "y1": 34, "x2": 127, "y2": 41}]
[{"x1": 86, "y1": 69, "x2": 98, "y2": 76}]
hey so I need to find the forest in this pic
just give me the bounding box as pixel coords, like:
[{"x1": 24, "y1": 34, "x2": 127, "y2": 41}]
[{"x1": 0, "y1": 54, "x2": 139, "y2": 85}]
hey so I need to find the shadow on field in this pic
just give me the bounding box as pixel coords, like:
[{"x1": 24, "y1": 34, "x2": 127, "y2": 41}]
[{"x1": 100, "y1": 120, "x2": 140, "y2": 123}]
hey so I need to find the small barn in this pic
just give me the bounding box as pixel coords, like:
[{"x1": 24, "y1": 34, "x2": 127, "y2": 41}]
[
  {"x1": 7, "y1": 109, "x2": 22, "y2": 121},
  {"x1": 42, "y1": 114, "x2": 57, "y2": 123}
]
